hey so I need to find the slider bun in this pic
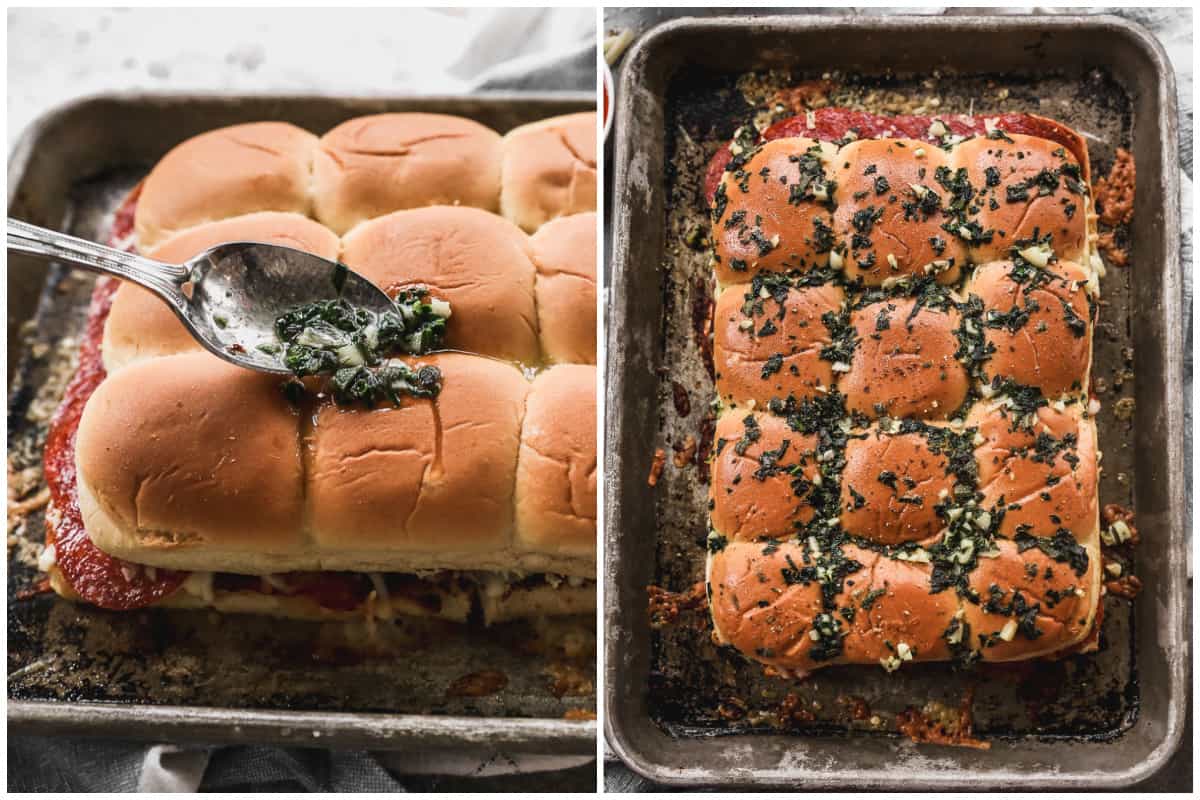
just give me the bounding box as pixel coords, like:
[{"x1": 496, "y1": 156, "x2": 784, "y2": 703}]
[
  {"x1": 708, "y1": 540, "x2": 859, "y2": 670},
  {"x1": 840, "y1": 297, "x2": 968, "y2": 420},
  {"x1": 312, "y1": 113, "x2": 502, "y2": 235},
  {"x1": 530, "y1": 213, "x2": 597, "y2": 364},
  {"x1": 839, "y1": 426, "x2": 956, "y2": 546},
  {"x1": 970, "y1": 259, "x2": 1092, "y2": 397},
  {"x1": 500, "y1": 112, "x2": 597, "y2": 233},
  {"x1": 340, "y1": 206, "x2": 540, "y2": 364},
  {"x1": 514, "y1": 365, "x2": 597, "y2": 563},
  {"x1": 709, "y1": 412, "x2": 821, "y2": 541},
  {"x1": 134, "y1": 122, "x2": 318, "y2": 250},
  {"x1": 76, "y1": 352, "x2": 306, "y2": 569},
  {"x1": 840, "y1": 553, "x2": 958, "y2": 665},
  {"x1": 308, "y1": 353, "x2": 587, "y2": 577},
  {"x1": 955, "y1": 133, "x2": 1088, "y2": 263},
  {"x1": 711, "y1": 137, "x2": 837, "y2": 286},
  {"x1": 832, "y1": 138, "x2": 967, "y2": 286},
  {"x1": 713, "y1": 282, "x2": 843, "y2": 409},
  {"x1": 961, "y1": 538, "x2": 1099, "y2": 661},
  {"x1": 102, "y1": 212, "x2": 339, "y2": 373},
  {"x1": 969, "y1": 402, "x2": 1098, "y2": 540}
]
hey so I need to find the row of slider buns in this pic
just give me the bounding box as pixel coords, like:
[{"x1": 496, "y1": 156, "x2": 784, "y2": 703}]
[
  {"x1": 133, "y1": 112, "x2": 596, "y2": 248},
  {"x1": 71, "y1": 112, "x2": 597, "y2": 591},
  {"x1": 708, "y1": 402, "x2": 1100, "y2": 672},
  {"x1": 76, "y1": 351, "x2": 595, "y2": 579},
  {"x1": 712, "y1": 131, "x2": 1097, "y2": 290}
]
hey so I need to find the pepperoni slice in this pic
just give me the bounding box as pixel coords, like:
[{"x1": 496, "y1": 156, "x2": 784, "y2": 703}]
[
  {"x1": 43, "y1": 185, "x2": 190, "y2": 610},
  {"x1": 703, "y1": 108, "x2": 1088, "y2": 203}
]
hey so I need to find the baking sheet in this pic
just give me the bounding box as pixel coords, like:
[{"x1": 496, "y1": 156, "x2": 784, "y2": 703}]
[
  {"x1": 7, "y1": 92, "x2": 596, "y2": 753},
  {"x1": 605, "y1": 14, "x2": 1186, "y2": 788}
]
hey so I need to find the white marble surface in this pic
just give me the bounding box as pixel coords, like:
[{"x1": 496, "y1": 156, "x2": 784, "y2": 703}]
[{"x1": 7, "y1": 7, "x2": 595, "y2": 145}]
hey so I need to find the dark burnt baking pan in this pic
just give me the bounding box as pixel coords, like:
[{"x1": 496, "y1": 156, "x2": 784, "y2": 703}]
[
  {"x1": 604, "y1": 14, "x2": 1186, "y2": 789},
  {"x1": 7, "y1": 92, "x2": 596, "y2": 754}
]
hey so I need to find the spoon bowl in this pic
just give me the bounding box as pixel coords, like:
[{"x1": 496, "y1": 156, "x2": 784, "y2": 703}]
[{"x1": 8, "y1": 218, "x2": 396, "y2": 375}]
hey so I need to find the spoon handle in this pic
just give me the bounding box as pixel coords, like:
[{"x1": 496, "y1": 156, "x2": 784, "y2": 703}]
[{"x1": 7, "y1": 218, "x2": 188, "y2": 301}]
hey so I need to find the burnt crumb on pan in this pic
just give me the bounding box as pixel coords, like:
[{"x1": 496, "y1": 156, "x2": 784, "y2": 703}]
[
  {"x1": 1093, "y1": 147, "x2": 1136, "y2": 227},
  {"x1": 1104, "y1": 573, "x2": 1142, "y2": 600},
  {"x1": 1093, "y1": 148, "x2": 1135, "y2": 269},
  {"x1": 646, "y1": 582, "x2": 708, "y2": 629},
  {"x1": 672, "y1": 435, "x2": 698, "y2": 468},
  {"x1": 445, "y1": 669, "x2": 509, "y2": 698},
  {"x1": 895, "y1": 687, "x2": 990, "y2": 750},
  {"x1": 1101, "y1": 503, "x2": 1139, "y2": 545},
  {"x1": 672, "y1": 381, "x2": 692, "y2": 417},
  {"x1": 543, "y1": 661, "x2": 594, "y2": 698},
  {"x1": 647, "y1": 448, "x2": 667, "y2": 487},
  {"x1": 563, "y1": 708, "x2": 596, "y2": 721}
]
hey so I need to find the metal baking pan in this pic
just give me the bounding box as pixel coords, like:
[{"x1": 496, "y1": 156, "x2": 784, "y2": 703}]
[
  {"x1": 604, "y1": 14, "x2": 1186, "y2": 788},
  {"x1": 8, "y1": 91, "x2": 596, "y2": 754}
]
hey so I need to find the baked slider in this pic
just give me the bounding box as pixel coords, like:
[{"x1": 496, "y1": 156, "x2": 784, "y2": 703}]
[
  {"x1": 312, "y1": 113, "x2": 503, "y2": 235},
  {"x1": 703, "y1": 109, "x2": 1103, "y2": 678},
  {"x1": 134, "y1": 122, "x2": 318, "y2": 251},
  {"x1": 500, "y1": 112, "x2": 597, "y2": 233},
  {"x1": 340, "y1": 205, "x2": 540, "y2": 365},
  {"x1": 41, "y1": 111, "x2": 597, "y2": 626},
  {"x1": 530, "y1": 213, "x2": 597, "y2": 364}
]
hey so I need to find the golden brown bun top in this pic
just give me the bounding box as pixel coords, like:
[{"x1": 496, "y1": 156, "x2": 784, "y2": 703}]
[
  {"x1": 954, "y1": 133, "x2": 1088, "y2": 263},
  {"x1": 709, "y1": 411, "x2": 822, "y2": 542},
  {"x1": 968, "y1": 401, "x2": 1097, "y2": 541},
  {"x1": 76, "y1": 351, "x2": 305, "y2": 551},
  {"x1": 340, "y1": 205, "x2": 540, "y2": 365},
  {"x1": 970, "y1": 259, "x2": 1092, "y2": 397},
  {"x1": 708, "y1": 539, "x2": 865, "y2": 667},
  {"x1": 710, "y1": 130, "x2": 1092, "y2": 285},
  {"x1": 307, "y1": 352, "x2": 529, "y2": 554},
  {"x1": 832, "y1": 138, "x2": 968, "y2": 286},
  {"x1": 840, "y1": 297, "x2": 969, "y2": 421},
  {"x1": 529, "y1": 212, "x2": 597, "y2": 284},
  {"x1": 103, "y1": 213, "x2": 341, "y2": 373},
  {"x1": 312, "y1": 113, "x2": 503, "y2": 235},
  {"x1": 961, "y1": 538, "x2": 1097, "y2": 661},
  {"x1": 529, "y1": 213, "x2": 598, "y2": 365},
  {"x1": 500, "y1": 112, "x2": 597, "y2": 233},
  {"x1": 514, "y1": 365, "x2": 598, "y2": 557},
  {"x1": 135, "y1": 122, "x2": 318, "y2": 250},
  {"x1": 839, "y1": 425, "x2": 957, "y2": 546},
  {"x1": 840, "y1": 552, "x2": 959, "y2": 665},
  {"x1": 148, "y1": 211, "x2": 340, "y2": 264},
  {"x1": 713, "y1": 282, "x2": 843, "y2": 409},
  {"x1": 712, "y1": 137, "x2": 835, "y2": 286}
]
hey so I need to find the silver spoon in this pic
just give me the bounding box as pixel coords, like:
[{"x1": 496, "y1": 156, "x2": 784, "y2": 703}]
[{"x1": 7, "y1": 217, "x2": 396, "y2": 375}]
